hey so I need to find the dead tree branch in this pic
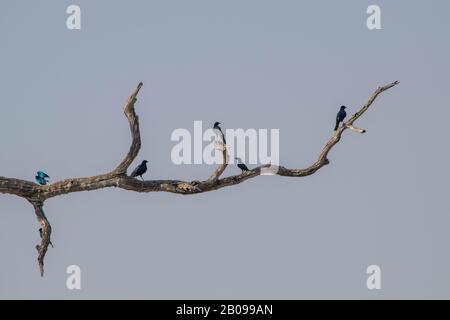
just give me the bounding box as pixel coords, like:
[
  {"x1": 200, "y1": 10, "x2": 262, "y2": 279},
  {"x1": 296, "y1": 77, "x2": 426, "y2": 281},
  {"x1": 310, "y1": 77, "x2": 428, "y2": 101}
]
[{"x1": 0, "y1": 80, "x2": 399, "y2": 275}]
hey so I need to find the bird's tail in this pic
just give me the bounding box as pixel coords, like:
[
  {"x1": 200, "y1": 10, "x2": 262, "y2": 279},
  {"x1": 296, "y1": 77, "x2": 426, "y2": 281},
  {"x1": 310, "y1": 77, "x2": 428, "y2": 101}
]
[{"x1": 334, "y1": 121, "x2": 339, "y2": 131}]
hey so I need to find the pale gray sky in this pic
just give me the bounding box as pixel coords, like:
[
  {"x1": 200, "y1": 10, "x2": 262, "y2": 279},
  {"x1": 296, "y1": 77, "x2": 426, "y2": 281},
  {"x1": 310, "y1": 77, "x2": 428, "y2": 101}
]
[{"x1": 1, "y1": 0, "x2": 450, "y2": 299}]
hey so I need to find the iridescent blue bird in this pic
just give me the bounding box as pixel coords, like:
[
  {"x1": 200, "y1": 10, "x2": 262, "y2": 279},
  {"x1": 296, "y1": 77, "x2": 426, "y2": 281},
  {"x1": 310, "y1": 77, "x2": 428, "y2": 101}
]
[{"x1": 35, "y1": 171, "x2": 50, "y2": 185}]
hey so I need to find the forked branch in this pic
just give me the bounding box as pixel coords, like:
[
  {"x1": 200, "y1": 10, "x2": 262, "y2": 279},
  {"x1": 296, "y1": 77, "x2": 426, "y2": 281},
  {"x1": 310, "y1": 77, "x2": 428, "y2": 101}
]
[{"x1": 0, "y1": 80, "x2": 399, "y2": 275}]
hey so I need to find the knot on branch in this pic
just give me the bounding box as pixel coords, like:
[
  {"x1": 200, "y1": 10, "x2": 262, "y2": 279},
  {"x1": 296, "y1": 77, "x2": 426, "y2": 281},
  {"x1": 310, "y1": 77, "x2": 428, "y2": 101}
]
[{"x1": 176, "y1": 182, "x2": 201, "y2": 193}]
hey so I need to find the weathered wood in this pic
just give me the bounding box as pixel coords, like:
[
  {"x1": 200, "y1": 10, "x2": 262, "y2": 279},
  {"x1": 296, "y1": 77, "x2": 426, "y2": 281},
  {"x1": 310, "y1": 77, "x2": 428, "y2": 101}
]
[{"x1": 0, "y1": 81, "x2": 399, "y2": 275}]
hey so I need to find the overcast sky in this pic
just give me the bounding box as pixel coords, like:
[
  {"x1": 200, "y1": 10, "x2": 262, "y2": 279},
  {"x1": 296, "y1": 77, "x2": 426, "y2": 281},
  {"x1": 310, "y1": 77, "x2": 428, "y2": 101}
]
[{"x1": 1, "y1": 0, "x2": 450, "y2": 299}]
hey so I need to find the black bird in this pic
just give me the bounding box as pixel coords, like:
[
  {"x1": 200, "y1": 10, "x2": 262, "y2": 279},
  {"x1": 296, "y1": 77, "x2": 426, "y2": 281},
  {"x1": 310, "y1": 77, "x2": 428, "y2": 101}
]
[
  {"x1": 334, "y1": 106, "x2": 347, "y2": 131},
  {"x1": 130, "y1": 160, "x2": 148, "y2": 181},
  {"x1": 39, "y1": 228, "x2": 54, "y2": 248},
  {"x1": 213, "y1": 121, "x2": 226, "y2": 144},
  {"x1": 235, "y1": 157, "x2": 249, "y2": 173}
]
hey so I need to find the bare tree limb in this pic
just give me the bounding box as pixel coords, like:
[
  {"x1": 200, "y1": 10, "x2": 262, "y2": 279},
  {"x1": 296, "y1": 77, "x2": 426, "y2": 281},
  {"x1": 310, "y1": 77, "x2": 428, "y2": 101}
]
[
  {"x1": 114, "y1": 82, "x2": 143, "y2": 174},
  {"x1": 31, "y1": 201, "x2": 51, "y2": 277},
  {"x1": 345, "y1": 124, "x2": 366, "y2": 134},
  {"x1": 207, "y1": 139, "x2": 229, "y2": 182},
  {"x1": 0, "y1": 80, "x2": 399, "y2": 275}
]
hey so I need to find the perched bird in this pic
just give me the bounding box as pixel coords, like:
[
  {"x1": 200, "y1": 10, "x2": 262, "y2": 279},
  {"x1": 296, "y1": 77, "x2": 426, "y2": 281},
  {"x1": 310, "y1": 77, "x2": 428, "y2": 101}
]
[
  {"x1": 235, "y1": 157, "x2": 249, "y2": 173},
  {"x1": 213, "y1": 121, "x2": 226, "y2": 144},
  {"x1": 130, "y1": 160, "x2": 148, "y2": 181},
  {"x1": 334, "y1": 106, "x2": 347, "y2": 131},
  {"x1": 35, "y1": 171, "x2": 50, "y2": 185},
  {"x1": 39, "y1": 228, "x2": 54, "y2": 248},
  {"x1": 37, "y1": 171, "x2": 49, "y2": 179}
]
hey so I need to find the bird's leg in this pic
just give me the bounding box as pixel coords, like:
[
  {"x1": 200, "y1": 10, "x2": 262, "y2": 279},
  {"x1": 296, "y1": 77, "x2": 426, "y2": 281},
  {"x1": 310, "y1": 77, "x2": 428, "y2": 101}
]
[{"x1": 140, "y1": 176, "x2": 144, "y2": 181}]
